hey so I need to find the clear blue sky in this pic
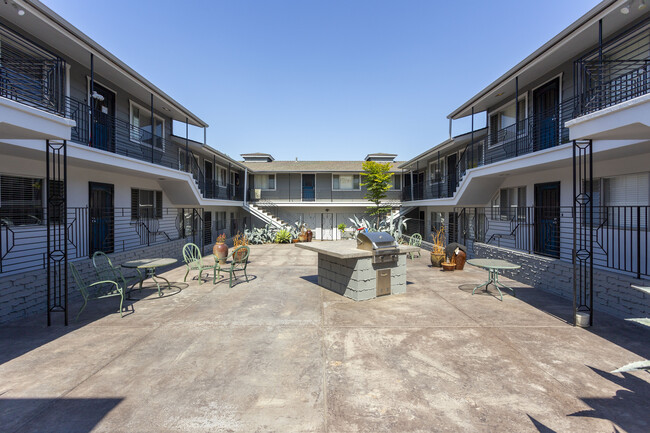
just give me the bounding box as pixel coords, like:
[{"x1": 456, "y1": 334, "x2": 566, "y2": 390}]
[{"x1": 43, "y1": 0, "x2": 599, "y2": 161}]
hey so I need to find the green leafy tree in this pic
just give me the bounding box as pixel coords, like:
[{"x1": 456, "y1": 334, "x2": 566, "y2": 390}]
[{"x1": 361, "y1": 161, "x2": 393, "y2": 225}]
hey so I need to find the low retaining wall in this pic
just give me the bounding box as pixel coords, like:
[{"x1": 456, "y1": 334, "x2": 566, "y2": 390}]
[
  {"x1": 472, "y1": 243, "x2": 649, "y2": 320},
  {"x1": 0, "y1": 238, "x2": 216, "y2": 325}
]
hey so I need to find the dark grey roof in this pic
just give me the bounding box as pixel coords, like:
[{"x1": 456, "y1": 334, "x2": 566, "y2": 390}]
[{"x1": 241, "y1": 160, "x2": 403, "y2": 173}]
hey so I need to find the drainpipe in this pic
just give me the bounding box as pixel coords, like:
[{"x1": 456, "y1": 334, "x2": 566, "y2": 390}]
[
  {"x1": 410, "y1": 170, "x2": 414, "y2": 201},
  {"x1": 89, "y1": 53, "x2": 94, "y2": 147},
  {"x1": 448, "y1": 118, "x2": 452, "y2": 139},
  {"x1": 204, "y1": 126, "x2": 207, "y2": 146}
]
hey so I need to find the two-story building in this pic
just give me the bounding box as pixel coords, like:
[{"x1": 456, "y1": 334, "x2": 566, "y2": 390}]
[
  {"x1": 401, "y1": 0, "x2": 650, "y2": 320},
  {"x1": 0, "y1": 0, "x2": 250, "y2": 323},
  {"x1": 242, "y1": 153, "x2": 402, "y2": 240}
]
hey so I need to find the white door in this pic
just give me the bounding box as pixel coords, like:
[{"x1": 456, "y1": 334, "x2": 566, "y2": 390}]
[{"x1": 322, "y1": 213, "x2": 333, "y2": 240}]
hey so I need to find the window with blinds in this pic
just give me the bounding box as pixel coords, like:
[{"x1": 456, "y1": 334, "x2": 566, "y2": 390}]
[
  {"x1": 215, "y1": 211, "x2": 226, "y2": 230},
  {"x1": 130, "y1": 189, "x2": 163, "y2": 220},
  {"x1": 0, "y1": 175, "x2": 43, "y2": 225}
]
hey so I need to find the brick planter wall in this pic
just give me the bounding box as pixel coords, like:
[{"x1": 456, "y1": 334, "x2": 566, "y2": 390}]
[
  {"x1": 472, "y1": 243, "x2": 649, "y2": 320},
  {"x1": 0, "y1": 238, "x2": 217, "y2": 325}
]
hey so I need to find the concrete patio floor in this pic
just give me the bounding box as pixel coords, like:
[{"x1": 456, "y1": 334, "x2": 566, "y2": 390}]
[{"x1": 1, "y1": 244, "x2": 649, "y2": 433}]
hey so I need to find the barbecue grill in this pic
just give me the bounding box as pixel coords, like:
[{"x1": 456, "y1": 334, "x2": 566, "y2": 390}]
[{"x1": 357, "y1": 231, "x2": 399, "y2": 264}]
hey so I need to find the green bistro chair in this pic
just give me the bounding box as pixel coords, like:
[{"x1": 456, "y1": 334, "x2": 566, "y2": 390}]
[
  {"x1": 70, "y1": 262, "x2": 125, "y2": 320},
  {"x1": 183, "y1": 243, "x2": 210, "y2": 285},
  {"x1": 408, "y1": 233, "x2": 422, "y2": 259},
  {"x1": 213, "y1": 246, "x2": 250, "y2": 288},
  {"x1": 92, "y1": 251, "x2": 142, "y2": 292}
]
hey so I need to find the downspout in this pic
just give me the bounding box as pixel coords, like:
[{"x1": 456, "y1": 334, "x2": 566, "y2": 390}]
[{"x1": 409, "y1": 170, "x2": 414, "y2": 202}]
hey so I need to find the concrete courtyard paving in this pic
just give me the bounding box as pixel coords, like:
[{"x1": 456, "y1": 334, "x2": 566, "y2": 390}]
[{"x1": 1, "y1": 243, "x2": 649, "y2": 432}]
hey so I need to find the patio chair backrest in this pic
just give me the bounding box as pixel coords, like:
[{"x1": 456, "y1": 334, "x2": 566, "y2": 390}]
[
  {"x1": 232, "y1": 246, "x2": 250, "y2": 265},
  {"x1": 409, "y1": 233, "x2": 422, "y2": 247},
  {"x1": 69, "y1": 262, "x2": 88, "y2": 299},
  {"x1": 183, "y1": 243, "x2": 203, "y2": 266},
  {"x1": 92, "y1": 251, "x2": 118, "y2": 281}
]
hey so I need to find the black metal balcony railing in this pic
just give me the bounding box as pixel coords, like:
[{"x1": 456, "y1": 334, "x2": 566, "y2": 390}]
[
  {"x1": 452, "y1": 206, "x2": 649, "y2": 278},
  {"x1": 0, "y1": 207, "x2": 205, "y2": 275},
  {"x1": 575, "y1": 16, "x2": 650, "y2": 116},
  {"x1": 0, "y1": 22, "x2": 66, "y2": 115}
]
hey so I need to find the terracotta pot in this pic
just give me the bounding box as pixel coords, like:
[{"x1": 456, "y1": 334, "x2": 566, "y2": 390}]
[
  {"x1": 306, "y1": 230, "x2": 313, "y2": 242},
  {"x1": 233, "y1": 247, "x2": 247, "y2": 262},
  {"x1": 292, "y1": 239, "x2": 299, "y2": 243},
  {"x1": 441, "y1": 262, "x2": 456, "y2": 272},
  {"x1": 298, "y1": 234, "x2": 307, "y2": 242},
  {"x1": 430, "y1": 252, "x2": 445, "y2": 267},
  {"x1": 455, "y1": 250, "x2": 467, "y2": 270},
  {"x1": 213, "y1": 242, "x2": 228, "y2": 265}
]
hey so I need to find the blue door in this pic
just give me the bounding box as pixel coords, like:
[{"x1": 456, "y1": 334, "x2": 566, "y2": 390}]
[
  {"x1": 533, "y1": 78, "x2": 559, "y2": 151},
  {"x1": 302, "y1": 174, "x2": 315, "y2": 202},
  {"x1": 534, "y1": 182, "x2": 560, "y2": 258},
  {"x1": 89, "y1": 182, "x2": 114, "y2": 255}
]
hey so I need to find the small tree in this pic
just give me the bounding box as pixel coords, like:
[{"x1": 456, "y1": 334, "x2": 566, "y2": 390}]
[{"x1": 361, "y1": 161, "x2": 393, "y2": 226}]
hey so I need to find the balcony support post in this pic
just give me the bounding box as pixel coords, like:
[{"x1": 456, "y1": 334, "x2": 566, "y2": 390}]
[
  {"x1": 598, "y1": 19, "x2": 603, "y2": 110},
  {"x1": 409, "y1": 170, "x2": 414, "y2": 202},
  {"x1": 471, "y1": 106, "x2": 474, "y2": 167},
  {"x1": 213, "y1": 154, "x2": 216, "y2": 198},
  {"x1": 185, "y1": 117, "x2": 189, "y2": 172},
  {"x1": 228, "y1": 163, "x2": 232, "y2": 200},
  {"x1": 515, "y1": 76, "x2": 519, "y2": 156},
  {"x1": 89, "y1": 53, "x2": 94, "y2": 147},
  {"x1": 437, "y1": 151, "x2": 441, "y2": 198},
  {"x1": 243, "y1": 167, "x2": 248, "y2": 205},
  {"x1": 150, "y1": 93, "x2": 154, "y2": 163}
]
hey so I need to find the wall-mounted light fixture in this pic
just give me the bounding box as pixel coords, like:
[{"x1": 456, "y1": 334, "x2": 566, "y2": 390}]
[{"x1": 621, "y1": 1, "x2": 631, "y2": 13}]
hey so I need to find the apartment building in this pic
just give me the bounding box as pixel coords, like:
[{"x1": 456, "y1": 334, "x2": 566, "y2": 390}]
[
  {"x1": 243, "y1": 153, "x2": 402, "y2": 240},
  {"x1": 401, "y1": 0, "x2": 650, "y2": 320},
  {"x1": 0, "y1": 0, "x2": 249, "y2": 323}
]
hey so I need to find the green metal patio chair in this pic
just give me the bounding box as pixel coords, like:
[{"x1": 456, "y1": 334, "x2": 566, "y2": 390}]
[
  {"x1": 408, "y1": 233, "x2": 422, "y2": 259},
  {"x1": 70, "y1": 262, "x2": 125, "y2": 320},
  {"x1": 92, "y1": 251, "x2": 141, "y2": 291},
  {"x1": 183, "y1": 242, "x2": 210, "y2": 285},
  {"x1": 213, "y1": 246, "x2": 250, "y2": 288}
]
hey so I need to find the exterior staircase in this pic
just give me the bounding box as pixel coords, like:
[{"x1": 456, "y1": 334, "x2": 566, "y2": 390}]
[{"x1": 244, "y1": 201, "x2": 288, "y2": 229}]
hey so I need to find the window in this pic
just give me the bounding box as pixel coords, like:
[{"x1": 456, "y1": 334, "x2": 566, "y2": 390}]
[
  {"x1": 332, "y1": 174, "x2": 360, "y2": 190},
  {"x1": 429, "y1": 159, "x2": 446, "y2": 183},
  {"x1": 215, "y1": 211, "x2": 226, "y2": 230},
  {"x1": 129, "y1": 101, "x2": 165, "y2": 148},
  {"x1": 431, "y1": 211, "x2": 445, "y2": 233},
  {"x1": 491, "y1": 186, "x2": 526, "y2": 220},
  {"x1": 598, "y1": 173, "x2": 649, "y2": 228},
  {"x1": 0, "y1": 175, "x2": 43, "y2": 225},
  {"x1": 489, "y1": 98, "x2": 526, "y2": 144},
  {"x1": 255, "y1": 174, "x2": 276, "y2": 190},
  {"x1": 131, "y1": 189, "x2": 162, "y2": 219},
  {"x1": 218, "y1": 167, "x2": 227, "y2": 187},
  {"x1": 391, "y1": 173, "x2": 401, "y2": 190}
]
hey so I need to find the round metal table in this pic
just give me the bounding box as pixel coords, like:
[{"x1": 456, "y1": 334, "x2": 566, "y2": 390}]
[
  {"x1": 467, "y1": 258, "x2": 521, "y2": 301},
  {"x1": 122, "y1": 258, "x2": 177, "y2": 297}
]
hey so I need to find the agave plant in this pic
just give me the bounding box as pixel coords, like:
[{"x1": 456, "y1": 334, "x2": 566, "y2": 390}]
[
  {"x1": 274, "y1": 229, "x2": 292, "y2": 243},
  {"x1": 244, "y1": 223, "x2": 278, "y2": 244},
  {"x1": 348, "y1": 214, "x2": 409, "y2": 241}
]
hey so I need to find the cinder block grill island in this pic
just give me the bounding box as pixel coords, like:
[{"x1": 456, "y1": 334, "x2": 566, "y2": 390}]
[{"x1": 295, "y1": 232, "x2": 419, "y2": 301}]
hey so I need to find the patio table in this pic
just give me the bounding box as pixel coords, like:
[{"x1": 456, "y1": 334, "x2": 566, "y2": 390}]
[
  {"x1": 122, "y1": 258, "x2": 177, "y2": 298},
  {"x1": 467, "y1": 258, "x2": 521, "y2": 301}
]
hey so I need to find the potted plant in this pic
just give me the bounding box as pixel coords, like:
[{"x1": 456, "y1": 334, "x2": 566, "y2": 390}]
[
  {"x1": 232, "y1": 232, "x2": 249, "y2": 261},
  {"x1": 430, "y1": 227, "x2": 446, "y2": 268},
  {"x1": 213, "y1": 233, "x2": 228, "y2": 265},
  {"x1": 306, "y1": 226, "x2": 313, "y2": 242},
  {"x1": 337, "y1": 223, "x2": 347, "y2": 239}
]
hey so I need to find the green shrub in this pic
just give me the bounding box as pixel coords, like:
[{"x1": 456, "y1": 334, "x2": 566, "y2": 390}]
[{"x1": 274, "y1": 229, "x2": 292, "y2": 244}]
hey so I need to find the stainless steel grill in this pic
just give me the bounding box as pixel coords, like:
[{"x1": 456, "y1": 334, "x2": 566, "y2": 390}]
[{"x1": 357, "y1": 232, "x2": 399, "y2": 264}]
